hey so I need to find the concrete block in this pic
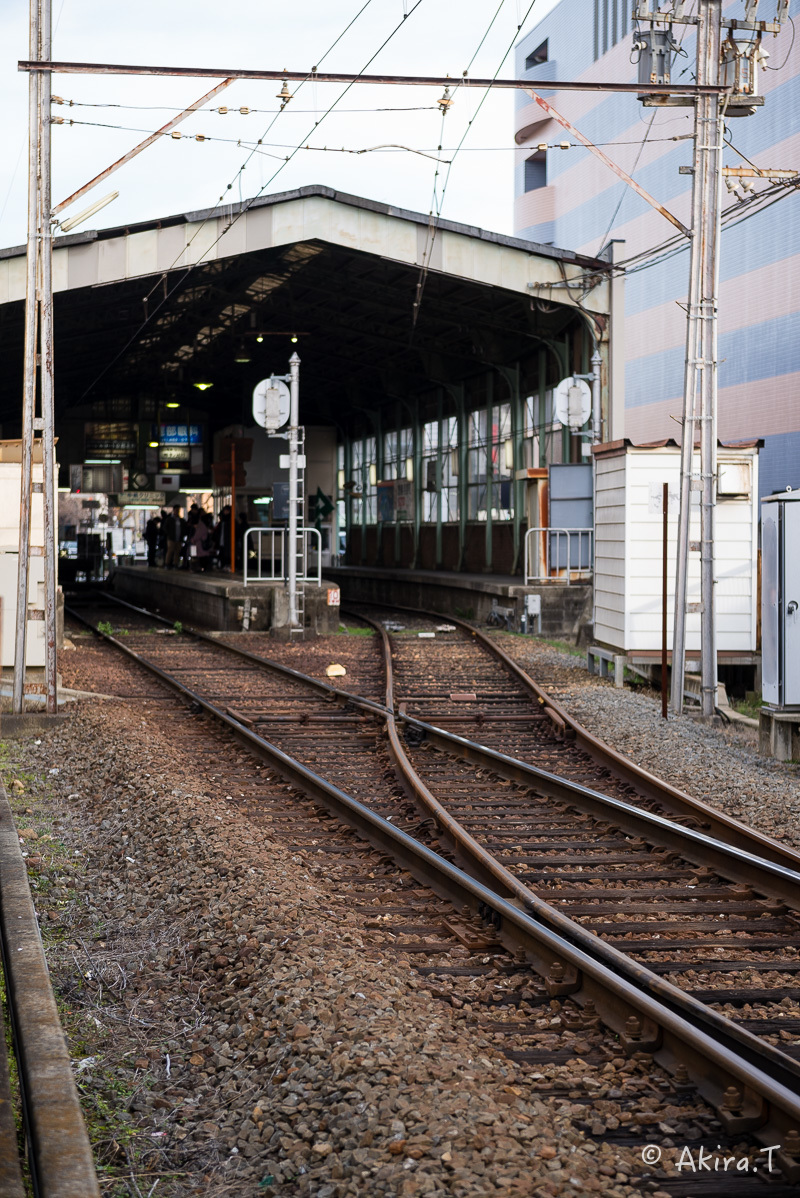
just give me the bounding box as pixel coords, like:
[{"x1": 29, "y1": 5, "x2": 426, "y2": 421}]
[
  {"x1": 0, "y1": 713, "x2": 68, "y2": 738},
  {"x1": 759, "y1": 709, "x2": 800, "y2": 762}
]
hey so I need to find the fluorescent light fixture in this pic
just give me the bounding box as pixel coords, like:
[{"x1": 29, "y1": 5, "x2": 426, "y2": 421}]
[
  {"x1": 85, "y1": 458, "x2": 121, "y2": 464},
  {"x1": 504, "y1": 439, "x2": 514, "y2": 470},
  {"x1": 165, "y1": 402, "x2": 180, "y2": 409},
  {"x1": 57, "y1": 486, "x2": 71, "y2": 493},
  {"x1": 405, "y1": 458, "x2": 413, "y2": 481},
  {"x1": 193, "y1": 382, "x2": 213, "y2": 391},
  {"x1": 148, "y1": 441, "x2": 159, "y2": 448},
  {"x1": 368, "y1": 464, "x2": 377, "y2": 486},
  {"x1": 58, "y1": 190, "x2": 119, "y2": 234},
  {"x1": 337, "y1": 469, "x2": 345, "y2": 489},
  {"x1": 253, "y1": 496, "x2": 272, "y2": 505}
]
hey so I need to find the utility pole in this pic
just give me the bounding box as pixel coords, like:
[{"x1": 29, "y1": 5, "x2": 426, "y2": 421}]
[
  {"x1": 15, "y1": 0, "x2": 58, "y2": 716},
  {"x1": 635, "y1": 0, "x2": 786, "y2": 717},
  {"x1": 673, "y1": 0, "x2": 724, "y2": 719}
]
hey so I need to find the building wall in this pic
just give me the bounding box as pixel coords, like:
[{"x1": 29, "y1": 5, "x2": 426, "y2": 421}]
[{"x1": 514, "y1": 2, "x2": 800, "y2": 499}]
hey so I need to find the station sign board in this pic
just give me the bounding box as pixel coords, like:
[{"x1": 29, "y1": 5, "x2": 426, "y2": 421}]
[
  {"x1": 119, "y1": 491, "x2": 165, "y2": 507},
  {"x1": 85, "y1": 421, "x2": 137, "y2": 459}
]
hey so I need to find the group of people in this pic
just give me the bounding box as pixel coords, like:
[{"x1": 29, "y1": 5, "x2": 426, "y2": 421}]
[{"x1": 144, "y1": 504, "x2": 248, "y2": 572}]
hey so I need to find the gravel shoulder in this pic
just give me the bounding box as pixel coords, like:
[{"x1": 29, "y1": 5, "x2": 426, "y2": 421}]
[{"x1": 494, "y1": 633, "x2": 800, "y2": 851}]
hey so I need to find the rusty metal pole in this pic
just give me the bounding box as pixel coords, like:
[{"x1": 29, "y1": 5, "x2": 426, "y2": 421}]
[
  {"x1": 40, "y1": 0, "x2": 57, "y2": 714},
  {"x1": 662, "y1": 481, "x2": 668, "y2": 720},
  {"x1": 230, "y1": 442, "x2": 236, "y2": 574},
  {"x1": 14, "y1": 0, "x2": 41, "y2": 714}
]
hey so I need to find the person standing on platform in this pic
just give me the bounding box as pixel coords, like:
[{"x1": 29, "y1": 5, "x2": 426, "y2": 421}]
[
  {"x1": 191, "y1": 511, "x2": 214, "y2": 572},
  {"x1": 164, "y1": 505, "x2": 185, "y2": 569},
  {"x1": 235, "y1": 511, "x2": 249, "y2": 572},
  {"x1": 214, "y1": 504, "x2": 232, "y2": 571},
  {"x1": 144, "y1": 515, "x2": 161, "y2": 568}
]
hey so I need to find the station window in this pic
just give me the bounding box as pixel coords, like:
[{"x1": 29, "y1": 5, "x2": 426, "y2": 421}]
[
  {"x1": 350, "y1": 437, "x2": 377, "y2": 524},
  {"x1": 382, "y1": 428, "x2": 412, "y2": 482},
  {"x1": 467, "y1": 404, "x2": 514, "y2": 521},
  {"x1": 525, "y1": 39, "x2": 548, "y2": 69},
  {"x1": 524, "y1": 390, "x2": 565, "y2": 466},
  {"x1": 524, "y1": 150, "x2": 547, "y2": 192}
]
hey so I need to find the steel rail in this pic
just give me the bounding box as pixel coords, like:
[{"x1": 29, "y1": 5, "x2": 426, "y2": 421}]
[
  {"x1": 68, "y1": 602, "x2": 800, "y2": 1163},
  {"x1": 361, "y1": 613, "x2": 800, "y2": 1092},
  {"x1": 345, "y1": 602, "x2": 800, "y2": 875}
]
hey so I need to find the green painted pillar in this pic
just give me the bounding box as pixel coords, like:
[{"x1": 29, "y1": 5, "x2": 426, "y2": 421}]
[
  {"x1": 484, "y1": 373, "x2": 493, "y2": 573},
  {"x1": 435, "y1": 389, "x2": 443, "y2": 569},
  {"x1": 411, "y1": 399, "x2": 422, "y2": 570}
]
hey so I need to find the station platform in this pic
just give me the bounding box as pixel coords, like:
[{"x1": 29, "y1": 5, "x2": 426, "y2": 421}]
[
  {"x1": 109, "y1": 562, "x2": 592, "y2": 641},
  {"x1": 326, "y1": 565, "x2": 592, "y2": 641},
  {"x1": 110, "y1": 565, "x2": 341, "y2": 637}
]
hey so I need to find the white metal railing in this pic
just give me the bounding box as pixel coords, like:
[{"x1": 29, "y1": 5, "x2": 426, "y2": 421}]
[
  {"x1": 243, "y1": 526, "x2": 322, "y2": 586},
  {"x1": 524, "y1": 527, "x2": 593, "y2": 584}
]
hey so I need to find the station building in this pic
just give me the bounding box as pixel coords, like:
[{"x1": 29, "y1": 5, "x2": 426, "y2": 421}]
[
  {"x1": 514, "y1": 0, "x2": 800, "y2": 500},
  {"x1": 0, "y1": 185, "x2": 612, "y2": 635}
]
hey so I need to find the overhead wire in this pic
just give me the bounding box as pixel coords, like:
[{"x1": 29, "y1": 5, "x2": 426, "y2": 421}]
[
  {"x1": 77, "y1": 0, "x2": 428, "y2": 401},
  {"x1": 53, "y1": 98, "x2": 441, "y2": 114},
  {"x1": 54, "y1": 115, "x2": 699, "y2": 152}
]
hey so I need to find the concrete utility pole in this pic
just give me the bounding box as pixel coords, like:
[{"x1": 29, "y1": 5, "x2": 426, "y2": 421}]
[
  {"x1": 15, "y1": 0, "x2": 58, "y2": 715},
  {"x1": 672, "y1": 0, "x2": 724, "y2": 718}
]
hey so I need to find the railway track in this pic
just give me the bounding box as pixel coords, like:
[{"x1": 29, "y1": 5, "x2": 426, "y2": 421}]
[{"x1": 65, "y1": 590, "x2": 800, "y2": 1182}]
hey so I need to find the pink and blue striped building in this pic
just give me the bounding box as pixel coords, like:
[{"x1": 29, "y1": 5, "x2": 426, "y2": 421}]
[{"x1": 514, "y1": 1, "x2": 800, "y2": 499}]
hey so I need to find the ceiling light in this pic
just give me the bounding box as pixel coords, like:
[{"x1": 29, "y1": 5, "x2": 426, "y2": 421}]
[
  {"x1": 165, "y1": 402, "x2": 180, "y2": 409},
  {"x1": 256, "y1": 335, "x2": 264, "y2": 343},
  {"x1": 290, "y1": 334, "x2": 298, "y2": 344},
  {"x1": 193, "y1": 382, "x2": 213, "y2": 391},
  {"x1": 148, "y1": 441, "x2": 159, "y2": 448}
]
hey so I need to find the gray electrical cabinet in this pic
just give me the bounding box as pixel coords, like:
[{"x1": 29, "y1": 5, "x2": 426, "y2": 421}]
[{"x1": 762, "y1": 490, "x2": 800, "y2": 708}]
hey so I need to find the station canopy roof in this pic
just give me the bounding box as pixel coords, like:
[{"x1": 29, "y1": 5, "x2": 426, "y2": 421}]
[{"x1": 0, "y1": 184, "x2": 611, "y2": 433}]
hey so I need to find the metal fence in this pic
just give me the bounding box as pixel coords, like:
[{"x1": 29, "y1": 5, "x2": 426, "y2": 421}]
[
  {"x1": 523, "y1": 527, "x2": 593, "y2": 584},
  {"x1": 243, "y1": 526, "x2": 322, "y2": 586}
]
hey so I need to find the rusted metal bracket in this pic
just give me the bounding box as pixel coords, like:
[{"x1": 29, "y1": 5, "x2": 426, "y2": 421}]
[{"x1": 524, "y1": 88, "x2": 690, "y2": 236}]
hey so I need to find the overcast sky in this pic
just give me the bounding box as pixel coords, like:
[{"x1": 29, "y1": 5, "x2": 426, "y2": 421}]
[{"x1": 0, "y1": 0, "x2": 561, "y2": 250}]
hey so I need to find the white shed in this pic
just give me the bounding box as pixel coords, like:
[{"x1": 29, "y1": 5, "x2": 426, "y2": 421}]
[{"x1": 592, "y1": 439, "x2": 760, "y2": 661}]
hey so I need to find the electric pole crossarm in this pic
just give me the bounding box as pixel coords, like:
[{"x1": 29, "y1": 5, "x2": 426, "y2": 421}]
[{"x1": 18, "y1": 59, "x2": 729, "y2": 94}]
